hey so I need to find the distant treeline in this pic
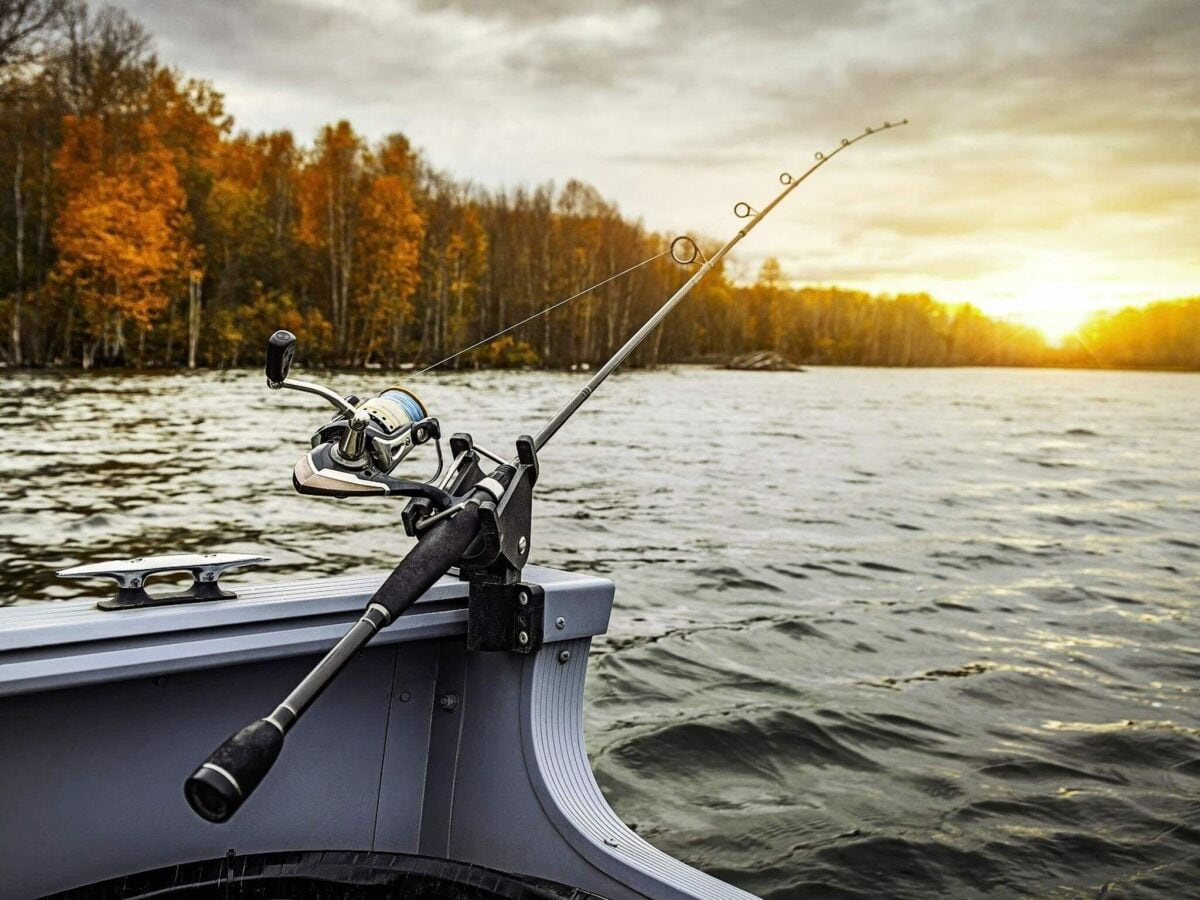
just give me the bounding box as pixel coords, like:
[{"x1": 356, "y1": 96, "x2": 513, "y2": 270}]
[{"x1": 0, "y1": 3, "x2": 1196, "y2": 372}]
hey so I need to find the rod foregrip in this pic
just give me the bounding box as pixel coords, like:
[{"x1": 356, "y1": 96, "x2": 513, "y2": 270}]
[
  {"x1": 374, "y1": 496, "x2": 487, "y2": 619},
  {"x1": 185, "y1": 719, "x2": 284, "y2": 822}
]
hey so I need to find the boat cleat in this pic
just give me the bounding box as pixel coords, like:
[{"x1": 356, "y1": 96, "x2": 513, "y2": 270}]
[{"x1": 56, "y1": 553, "x2": 269, "y2": 611}]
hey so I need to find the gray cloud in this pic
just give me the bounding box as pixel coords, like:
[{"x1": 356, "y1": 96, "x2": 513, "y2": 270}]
[{"x1": 116, "y1": 0, "x2": 1200, "y2": 322}]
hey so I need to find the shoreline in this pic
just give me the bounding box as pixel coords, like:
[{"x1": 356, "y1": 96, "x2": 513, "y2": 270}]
[{"x1": 2, "y1": 361, "x2": 1197, "y2": 376}]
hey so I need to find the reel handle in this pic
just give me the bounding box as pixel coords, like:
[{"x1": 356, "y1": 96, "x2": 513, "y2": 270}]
[
  {"x1": 266, "y1": 330, "x2": 297, "y2": 386},
  {"x1": 263, "y1": 331, "x2": 355, "y2": 415}
]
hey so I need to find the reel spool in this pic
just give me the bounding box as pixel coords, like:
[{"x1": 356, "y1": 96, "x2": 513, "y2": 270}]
[
  {"x1": 313, "y1": 384, "x2": 434, "y2": 466},
  {"x1": 363, "y1": 388, "x2": 427, "y2": 434}
]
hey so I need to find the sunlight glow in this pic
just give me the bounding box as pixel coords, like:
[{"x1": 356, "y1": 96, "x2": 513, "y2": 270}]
[{"x1": 1003, "y1": 282, "x2": 1100, "y2": 344}]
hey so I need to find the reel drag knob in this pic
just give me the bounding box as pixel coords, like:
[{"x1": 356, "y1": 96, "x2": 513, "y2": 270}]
[{"x1": 266, "y1": 330, "x2": 297, "y2": 387}]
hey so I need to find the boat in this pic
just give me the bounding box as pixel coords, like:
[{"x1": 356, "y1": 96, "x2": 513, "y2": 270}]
[
  {"x1": 2, "y1": 560, "x2": 751, "y2": 897},
  {"x1": 0, "y1": 122, "x2": 906, "y2": 898},
  {"x1": 0, "y1": 337, "x2": 755, "y2": 898}
]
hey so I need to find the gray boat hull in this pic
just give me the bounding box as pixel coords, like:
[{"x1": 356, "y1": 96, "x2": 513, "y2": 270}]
[{"x1": 0, "y1": 567, "x2": 757, "y2": 899}]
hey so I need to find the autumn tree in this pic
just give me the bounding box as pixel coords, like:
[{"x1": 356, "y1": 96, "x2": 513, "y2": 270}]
[
  {"x1": 52, "y1": 115, "x2": 192, "y2": 366},
  {"x1": 1, "y1": 0, "x2": 65, "y2": 365},
  {"x1": 0, "y1": 2, "x2": 159, "y2": 366},
  {"x1": 297, "y1": 120, "x2": 366, "y2": 360},
  {"x1": 140, "y1": 67, "x2": 228, "y2": 365},
  {"x1": 1072, "y1": 298, "x2": 1200, "y2": 369},
  {"x1": 356, "y1": 134, "x2": 423, "y2": 365}
]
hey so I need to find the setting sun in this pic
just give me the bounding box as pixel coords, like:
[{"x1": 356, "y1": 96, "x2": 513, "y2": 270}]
[{"x1": 1000, "y1": 282, "x2": 1102, "y2": 344}]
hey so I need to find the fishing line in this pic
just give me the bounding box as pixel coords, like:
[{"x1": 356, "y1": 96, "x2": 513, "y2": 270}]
[
  {"x1": 403, "y1": 120, "x2": 908, "y2": 386},
  {"x1": 402, "y1": 246, "x2": 675, "y2": 381}
]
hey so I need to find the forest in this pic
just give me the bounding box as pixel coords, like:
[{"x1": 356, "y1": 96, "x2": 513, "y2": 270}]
[{"x1": 0, "y1": 2, "x2": 1196, "y2": 372}]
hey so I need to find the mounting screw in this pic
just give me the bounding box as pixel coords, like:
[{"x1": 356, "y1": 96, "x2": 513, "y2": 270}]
[
  {"x1": 558, "y1": 650, "x2": 571, "y2": 664},
  {"x1": 518, "y1": 591, "x2": 529, "y2": 607},
  {"x1": 555, "y1": 616, "x2": 566, "y2": 630},
  {"x1": 518, "y1": 536, "x2": 528, "y2": 554},
  {"x1": 603, "y1": 837, "x2": 619, "y2": 848},
  {"x1": 399, "y1": 690, "x2": 411, "y2": 702},
  {"x1": 517, "y1": 631, "x2": 529, "y2": 646},
  {"x1": 438, "y1": 692, "x2": 458, "y2": 712}
]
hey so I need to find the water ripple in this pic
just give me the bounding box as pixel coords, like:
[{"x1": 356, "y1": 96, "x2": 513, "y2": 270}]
[{"x1": 2, "y1": 366, "x2": 1198, "y2": 898}]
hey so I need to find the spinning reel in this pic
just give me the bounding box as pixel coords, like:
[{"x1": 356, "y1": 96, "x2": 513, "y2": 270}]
[
  {"x1": 264, "y1": 329, "x2": 534, "y2": 571},
  {"x1": 266, "y1": 330, "x2": 456, "y2": 508}
]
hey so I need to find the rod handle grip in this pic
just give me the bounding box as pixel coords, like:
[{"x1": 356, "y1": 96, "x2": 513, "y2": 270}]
[{"x1": 184, "y1": 719, "x2": 284, "y2": 822}]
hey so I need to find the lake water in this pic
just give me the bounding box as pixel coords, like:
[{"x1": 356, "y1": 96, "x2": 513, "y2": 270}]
[{"x1": 2, "y1": 366, "x2": 1198, "y2": 898}]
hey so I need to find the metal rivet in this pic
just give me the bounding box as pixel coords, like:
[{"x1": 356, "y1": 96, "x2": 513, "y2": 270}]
[
  {"x1": 518, "y1": 536, "x2": 528, "y2": 554},
  {"x1": 399, "y1": 690, "x2": 411, "y2": 702},
  {"x1": 558, "y1": 650, "x2": 571, "y2": 664},
  {"x1": 555, "y1": 616, "x2": 566, "y2": 630},
  {"x1": 438, "y1": 692, "x2": 458, "y2": 712},
  {"x1": 518, "y1": 631, "x2": 529, "y2": 646},
  {"x1": 518, "y1": 592, "x2": 529, "y2": 606}
]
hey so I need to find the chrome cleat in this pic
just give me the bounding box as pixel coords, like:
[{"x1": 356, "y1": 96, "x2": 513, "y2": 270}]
[{"x1": 56, "y1": 553, "x2": 269, "y2": 611}]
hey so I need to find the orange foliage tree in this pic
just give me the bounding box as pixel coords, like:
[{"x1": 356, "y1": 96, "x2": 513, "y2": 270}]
[
  {"x1": 356, "y1": 134, "x2": 424, "y2": 365},
  {"x1": 297, "y1": 123, "x2": 424, "y2": 364},
  {"x1": 296, "y1": 120, "x2": 364, "y2": 360},
  {"x1": 52, "y1": 116, "x2": 193, "y2": 366}
]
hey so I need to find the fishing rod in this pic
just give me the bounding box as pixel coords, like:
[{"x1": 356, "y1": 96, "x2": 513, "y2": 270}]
[{"x1": 183, "y1": 118, "x2": 908, "y2": 823}]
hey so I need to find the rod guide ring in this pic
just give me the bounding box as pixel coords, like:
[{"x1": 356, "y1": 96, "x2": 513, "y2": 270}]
[
  {"x1": 733, "y1": 201, "x2": 756, "y2": 219},
  {"x1": 669, "y1": 235, "x2": 703, "y2": 266}
]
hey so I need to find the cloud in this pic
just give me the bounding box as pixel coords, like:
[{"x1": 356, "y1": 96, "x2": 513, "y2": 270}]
[{"x1": 115, "y1": 0, "x2": 1200, "y2": 313}]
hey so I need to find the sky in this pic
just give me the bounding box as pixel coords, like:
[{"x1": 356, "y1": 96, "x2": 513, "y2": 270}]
[{"x1": 118, "y1": 0, "x2": 1199, "y2": 341}]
